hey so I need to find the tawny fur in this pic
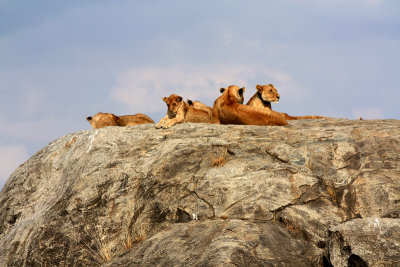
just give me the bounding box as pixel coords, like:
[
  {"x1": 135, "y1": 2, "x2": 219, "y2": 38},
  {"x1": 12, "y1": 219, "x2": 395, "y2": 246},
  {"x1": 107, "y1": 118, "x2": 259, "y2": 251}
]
[
  {"x1": 156, "y1": 94, "x2": 212, "y2": 129},
  {"x1": 211, "y1": 85, "x2": 287, "y2": 126},
  {"x1": 118, "y1": 114, "x2": 154, "y2": 126},
  {"x1": 187, "y1": 99, "x2": 212, "y2": 117},
  {"x1": 86, "y1": 112, "x2": 154, "y2": 129},
  {"x1": 247, "y1": 84, "x2": 325, "y2": 120}
]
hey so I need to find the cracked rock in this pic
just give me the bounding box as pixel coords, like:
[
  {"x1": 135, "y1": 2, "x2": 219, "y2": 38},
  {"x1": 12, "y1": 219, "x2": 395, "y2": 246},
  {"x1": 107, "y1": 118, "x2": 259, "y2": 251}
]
[{"x1": 0, "y1": 119, "x2": 400, "y2": 266}]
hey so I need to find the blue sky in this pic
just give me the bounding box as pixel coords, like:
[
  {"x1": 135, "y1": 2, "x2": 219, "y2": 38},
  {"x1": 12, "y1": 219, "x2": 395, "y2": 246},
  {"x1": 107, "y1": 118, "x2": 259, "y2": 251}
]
[{"x1": 1, "y1": 0, "x2": 399, "y2": 189}]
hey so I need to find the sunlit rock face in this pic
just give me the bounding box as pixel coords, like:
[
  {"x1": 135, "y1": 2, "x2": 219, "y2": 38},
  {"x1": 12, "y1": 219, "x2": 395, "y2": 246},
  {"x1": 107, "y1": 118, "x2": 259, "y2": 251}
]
[{"x1": 1, "y1": 119, "x2": 399, "y2": 266}]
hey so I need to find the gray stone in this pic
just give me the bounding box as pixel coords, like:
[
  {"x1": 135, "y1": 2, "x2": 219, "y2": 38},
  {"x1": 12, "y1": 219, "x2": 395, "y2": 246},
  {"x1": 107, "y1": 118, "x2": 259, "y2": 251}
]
[
  {"x1": 0, "y1": 119, "x2": 399, "y2": 266},
  {"x1": 329, "y1": 218, "x2": 400, "y2": 267}
]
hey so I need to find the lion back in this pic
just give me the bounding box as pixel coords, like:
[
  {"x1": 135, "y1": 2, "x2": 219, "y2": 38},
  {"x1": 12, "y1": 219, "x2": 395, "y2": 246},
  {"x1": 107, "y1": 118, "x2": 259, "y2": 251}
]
[
  {"x1": 185, "y1": 101, "x2": 212, "y2": 123},
  {"x1": 118, "y1": 114, "x2": 154, "y2": 126}
]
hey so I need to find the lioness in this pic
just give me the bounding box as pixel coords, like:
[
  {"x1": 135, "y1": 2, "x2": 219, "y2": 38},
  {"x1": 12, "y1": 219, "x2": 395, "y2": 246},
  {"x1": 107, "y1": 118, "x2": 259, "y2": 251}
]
[
  {"x1": 86, "y1": 112, "x2": 154, "y2": 129},
  {"x1": 156, "y1": 94, "x2": 213, "y2": 128},
  {"x1": 247, "y1": 84, "x2": 325, "y2": 120},
  {"x1": 187, "y1": 99, "x2": 212, "y2": 117},
  {"x1": 211, "y1": 85, "x2": 287, "y2": 126},
  {"x1": 118, "y1": 114, "x2": 155, "y2": 126}
]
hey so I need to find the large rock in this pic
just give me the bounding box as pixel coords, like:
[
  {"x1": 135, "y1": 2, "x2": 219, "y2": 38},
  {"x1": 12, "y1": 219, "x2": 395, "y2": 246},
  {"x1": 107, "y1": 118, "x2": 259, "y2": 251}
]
[
  {"x1": 0, "y1": 119, "x2": 399, "y2": 266},
  {"x1": 328, "y1": 218, "x2": 400, "y2": 267}
]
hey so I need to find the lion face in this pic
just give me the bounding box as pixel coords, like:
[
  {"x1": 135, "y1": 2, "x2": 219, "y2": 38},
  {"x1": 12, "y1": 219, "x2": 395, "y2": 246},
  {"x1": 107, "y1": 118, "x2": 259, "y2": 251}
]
[
  {"x1": 220, "y1": 85, "x2": 245, "y2": 104},
  {"x1": 162, "y1": 94, "x2": 184, "y2": 119},
  {"x1": 256, "y1": 84, "x2": 280, "y2": 103}
]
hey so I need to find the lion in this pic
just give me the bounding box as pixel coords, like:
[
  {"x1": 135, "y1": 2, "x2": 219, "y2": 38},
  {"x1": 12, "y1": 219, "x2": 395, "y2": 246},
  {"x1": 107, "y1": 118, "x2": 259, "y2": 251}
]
[
  {"x1": 211, "y1": 85, "x2": 287, "y2": 126},
  {"x1": 156, "y1": 94, "x2": 213, "y2": 128},
  {"x1": 187, "y1": 99, "x2": 212, "y2": 117},
  {"x1": 86, "y1": 112, "x2": 154, "y2": 129},
  {"x1": 246, "y1": 84, "x2": 325, "y2": 120},
  {"x1": 118, "y1": 114, "x2": 155, "y2": 126}
]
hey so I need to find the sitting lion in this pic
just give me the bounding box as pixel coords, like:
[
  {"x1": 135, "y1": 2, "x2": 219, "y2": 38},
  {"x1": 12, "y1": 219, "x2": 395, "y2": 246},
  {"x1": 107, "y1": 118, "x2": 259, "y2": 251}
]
[
  {"x1": 246, "y1": 84, "x2": 325, "y2": 120},
  {"x1": 211, "y1": 85, "x2": 287, "y2": 126},
  {"x1": 86, "y1": 112, "x2": 154, "y2": 129},
  {"x1": 156, "y1": 94, "x2": 213, "y2": 128}
]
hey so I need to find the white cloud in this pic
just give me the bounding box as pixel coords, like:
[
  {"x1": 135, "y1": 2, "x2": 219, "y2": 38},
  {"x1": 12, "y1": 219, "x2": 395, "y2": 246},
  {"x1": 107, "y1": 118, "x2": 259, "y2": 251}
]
[
  {"x1": 111, "y1": 64, "x2": 305, "y2": 114},
  {"x1": 0, "y1": 143, "x2": 29, "y2": 189}
]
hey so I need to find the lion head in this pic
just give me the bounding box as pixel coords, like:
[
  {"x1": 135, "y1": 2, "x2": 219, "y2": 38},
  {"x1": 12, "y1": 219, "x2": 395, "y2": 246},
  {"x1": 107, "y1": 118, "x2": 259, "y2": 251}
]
[
  {"x1": 162, "y1": 94, "x2": 184, "y2": 119},
  {"x1": 86, "y1": 112, "x2": 120, "y2": 129},
  {"x1": 220, "y1": 85, "x2": 245, "y2": 104},
  {"x1": 256, "y1": 84, "x2": 280, "y2": 103}
]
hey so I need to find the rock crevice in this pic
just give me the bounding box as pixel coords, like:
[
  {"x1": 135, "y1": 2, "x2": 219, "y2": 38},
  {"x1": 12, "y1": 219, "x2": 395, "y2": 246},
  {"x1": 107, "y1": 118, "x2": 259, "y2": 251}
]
[{"x1": 1, "y1": 119, "x2": 400, "y2": 266}]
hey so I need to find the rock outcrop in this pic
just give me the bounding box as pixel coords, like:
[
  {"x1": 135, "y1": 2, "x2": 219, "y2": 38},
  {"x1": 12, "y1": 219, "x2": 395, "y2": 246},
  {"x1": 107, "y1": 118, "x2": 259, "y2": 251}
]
[{"x1": 0, "y1": 119, "x2": 399, "y2": 266}]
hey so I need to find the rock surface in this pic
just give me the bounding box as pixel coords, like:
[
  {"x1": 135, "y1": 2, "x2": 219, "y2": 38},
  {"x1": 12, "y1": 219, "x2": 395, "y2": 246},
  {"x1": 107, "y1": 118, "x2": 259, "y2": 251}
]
[{"x1": 0, "y1": 119, "x2": 399, "y2": 266}]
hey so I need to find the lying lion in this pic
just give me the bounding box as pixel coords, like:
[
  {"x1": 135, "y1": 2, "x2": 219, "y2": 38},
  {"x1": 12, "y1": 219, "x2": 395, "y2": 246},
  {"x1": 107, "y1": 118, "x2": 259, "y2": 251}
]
[
  {"x1": 247, "y1": 84, "x2": 325, "y2": 120},
  {"x1": 187, "y1": 99, "x2": 212, "y2": 117},
  {"x1": 156, "y1": 94, "x2": 213, "y2": 128},
  {"x1": 211, "y1": 85, "x2": 287, "y2": 126},
  {"x1": 86, "y1": 112, "x2": 154, "y2": 129}
]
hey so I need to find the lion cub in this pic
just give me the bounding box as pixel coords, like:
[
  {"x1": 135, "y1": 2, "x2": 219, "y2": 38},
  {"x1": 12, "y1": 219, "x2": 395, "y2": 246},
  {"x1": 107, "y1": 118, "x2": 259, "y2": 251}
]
[
  {"x1": 187, "y1": 99, "x2": 212, "y2": 117},
  {"x1": 156, "y1": 94, "x2": 212, "y2": 128},
  {"x1": 211, "y1": 85, "x2": 287, "y2": 126},
  {"x1": 86, "y1": 112, "x2": 154, "y2": 129},
  {"x1": 247, "y1": 84, "x2": 325, "y2": 120}
]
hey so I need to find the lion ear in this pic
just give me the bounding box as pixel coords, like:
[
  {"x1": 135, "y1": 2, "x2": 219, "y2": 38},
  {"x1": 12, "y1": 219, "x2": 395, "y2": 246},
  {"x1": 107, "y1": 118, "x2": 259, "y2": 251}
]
[
  {"x1": 187, "y1": 99, "x2": 193, "y2": 105},
  {"x1": 256, "y1": 85, "x2": 262, "y2": 91},
  {"x1": 220, "y1": 88, "x2": 225, "y2": 93},
  {"x1": 238, "y1": 87, "x2": 245, "y2": 96},
  {"x1": 86, "y1": 116, "x2": 92, "y2": 121},
  {"x1": 177, "y1": 96, "x2": 183, "y2": 102},
  {"x1": 162, "y1": 97, "x2": 167, "y2": 102},
  {"x1": 268, "y1": 84, "x2": 274, "y2": 88}
]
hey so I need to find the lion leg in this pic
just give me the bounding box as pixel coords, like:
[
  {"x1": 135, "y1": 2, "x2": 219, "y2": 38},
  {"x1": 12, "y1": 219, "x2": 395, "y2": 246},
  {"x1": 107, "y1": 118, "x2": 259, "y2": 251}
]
[
  {"x1": 162, "y1": 119, "x2": 177, "y2": 128},
  {"x1": 235, "y1": 105, "x2": 288, "y2": 126},
  {"x1": 155, "y1": 116, "x2": 169, "y2": 129},
  {"x1": 162, "y1": 112, "x2": 185, "y2": 128},
  {"x1": 210, "y1": 107, "x2": 221, "y2": 124},
  {"x1": 163, "y1": 117, "x2": 183, "y2": 128},
  {"x1": 283, "y1": 113, "x2": 298, "y2": 120}
]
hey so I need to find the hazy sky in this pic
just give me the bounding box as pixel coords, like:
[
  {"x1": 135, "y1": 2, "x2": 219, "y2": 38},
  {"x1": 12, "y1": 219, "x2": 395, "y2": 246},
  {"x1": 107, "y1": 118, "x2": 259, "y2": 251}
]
[{"x1": 1, "y1": 0, "x2": 399, "y2": 189}]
